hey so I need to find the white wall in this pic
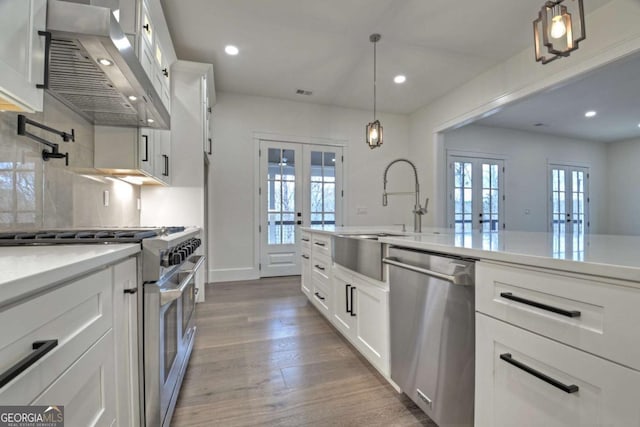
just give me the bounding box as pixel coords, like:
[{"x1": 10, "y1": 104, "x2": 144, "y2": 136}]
[
  {"x1": 443, "y1": 125, "x2": 608, "y2": 233},
  {"x1": 606, "y1": 137, "x2": 640, "y2": 234},
  {"x1": 210, "y1": 92, "x2": 411, "y2": 281},
  {"x1": 408, "y1": 0, "x2": 640, "y2": 227}
]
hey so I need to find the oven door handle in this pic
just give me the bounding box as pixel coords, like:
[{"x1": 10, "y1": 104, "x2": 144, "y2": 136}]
[{"x1": 160, "y1": 255, "x2": 205, "y2": 306}]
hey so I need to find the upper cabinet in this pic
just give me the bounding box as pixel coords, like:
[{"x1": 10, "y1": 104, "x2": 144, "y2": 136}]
[
  {"x1": 0, "y1": 0, "x2": 47, "y2": 112},
  {"x1": 137, "y1": 0, "x2": 173, "y2": 113}
]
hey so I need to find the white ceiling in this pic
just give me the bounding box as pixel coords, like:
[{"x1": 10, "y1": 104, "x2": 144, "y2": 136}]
[
  {"x1": 159, "y1": 0, "x2": 611, "y2": 115},
  {"x1": 474, "y1": 51, "x2": 640, "y2": 143}
]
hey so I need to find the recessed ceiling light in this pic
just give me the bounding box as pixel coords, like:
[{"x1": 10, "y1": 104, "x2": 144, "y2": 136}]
[
  {"x1": 225, "y1": 45, "x2": 239, "y2": 56},
  {"x1": 584, "y1": 111, "x2": 597, "y2": 118},
  {"x1": 637, "y1": 123, "x2": 640, "y2": 128},
  {"x1": 147, "y1": 118, "x2": 154, "y2": 124},
  {"x1": 128, "y1": 95, "x2": 138, "y2": 101},
  {"x1": 393, "y1": 75, "x2": 406, "y2": 84},
  {"x1": 97, "y1": 58, "x2": 113, "y2": 66}
]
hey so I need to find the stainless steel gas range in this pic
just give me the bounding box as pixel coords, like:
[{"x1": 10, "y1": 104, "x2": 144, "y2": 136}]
[{"x1": 0, "y1": 226, "x2": 205, "y2": 427}]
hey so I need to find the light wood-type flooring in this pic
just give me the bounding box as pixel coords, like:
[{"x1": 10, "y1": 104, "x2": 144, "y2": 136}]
[{"x1": 171, "y1": 276, "x2": 436, "y2": 427}]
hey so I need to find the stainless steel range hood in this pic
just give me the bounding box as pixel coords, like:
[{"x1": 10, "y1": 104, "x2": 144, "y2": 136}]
[{"x1": 45, "y1": 0, "x2": 170, "y2": 129}]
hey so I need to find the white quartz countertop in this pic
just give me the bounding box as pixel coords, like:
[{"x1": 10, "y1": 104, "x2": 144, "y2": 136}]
[
  {"x1": 0, "y1": 244, "x2": 140, "y2": 305},
  {"x1": 302, "y1": 226, "x2": 640, "y2": 283}
]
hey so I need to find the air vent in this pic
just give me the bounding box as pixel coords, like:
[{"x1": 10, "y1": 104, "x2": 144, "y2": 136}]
[
  {"x1": 295, "y1": 89, "x2": 313, "y2": 96},
  {"x1": 533, "y1": 123, "x2": 547, "y2": 127}
]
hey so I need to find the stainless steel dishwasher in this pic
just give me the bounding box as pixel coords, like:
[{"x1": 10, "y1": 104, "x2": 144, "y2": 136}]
[{"x1": 383, "y1": 246, "x2": 475, "y2": 427}]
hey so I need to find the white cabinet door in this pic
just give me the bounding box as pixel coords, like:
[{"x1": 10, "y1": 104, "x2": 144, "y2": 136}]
[
  {"x1": 0, "y1": 0, "x2": 46, "y2": 112},
  {"x1": 153, "y1": 129, "x2": 171, "y2": 185},
  {"x1": 353, "y1": 278, "x2": 389, "y2": 374},
  {"x1": 112, "y1": 258, "x2": 140, "y2": 427},
  {"x1": 476, "y1": 313, "x2": 640, "y2": 427},
  {"x1": 33, "y1": 330, "x2": 117, "y2": 427},
  {"x1": 332, "y1": 267, "x2": 355, "y2": 337},
  {"x1": 139, "y1": 127, "x2": 155, "y2": 176}
]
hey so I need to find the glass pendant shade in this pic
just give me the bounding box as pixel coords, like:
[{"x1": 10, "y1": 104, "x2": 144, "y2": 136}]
[
  {"x1": 366, "y1": 120, "x2": 383, "y2": 149},
  {"x1": 533, "y1": 0, "x2": 585, "y2": 64}
]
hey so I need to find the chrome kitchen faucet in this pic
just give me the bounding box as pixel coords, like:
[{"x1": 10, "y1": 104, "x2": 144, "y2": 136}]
[{"x1": 382, "y1": 158, "x2": 429, "y2": 233}]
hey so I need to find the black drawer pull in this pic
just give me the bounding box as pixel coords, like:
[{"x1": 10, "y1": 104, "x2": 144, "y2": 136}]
[
  {"x1": 0, "y1": 340, "x2": 58, "y2": 388},
  {"x1": 314, "y1": 264, "x2": 325, "y2": 271},
  {"x1": 301, "y1": 238, "x2": 310, "y2": 242},
  {"x1": 141, "y1": 134, "x2": 149, "y2": 162},
  {"x1": 301, "y1": 254, "x2": 309, "y2": 259},
  {"x1": 500, "y1": 292, "x2": 581, "y2": 318},
  {"x1": 350, "y1": 286, "x2": 356, "y2": 317},
  {"x1": 162, "y1": 154, "x2": 169, "y2": 176},
  {"x1": 314, "y1": 292, "x2": 325, "y2": 301},
  {"x1": 500, "y1": 353, "x2": 579, "y2": 394},
  {"x1": 314, "y1": 242, "x2": 326, "y2": 247}
]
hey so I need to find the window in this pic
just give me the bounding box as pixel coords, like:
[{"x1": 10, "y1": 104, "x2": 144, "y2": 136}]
[
  {"x1": 0, "y1": 161, "x2": 37, "y2": 225},
  {"x1": 309, "y1": 150, "x2": 336, "y2": 226}
]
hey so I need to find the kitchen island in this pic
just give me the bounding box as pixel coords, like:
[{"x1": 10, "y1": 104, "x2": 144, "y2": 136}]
[
  {"x1": 0, "y1": 244, "x2": 140, "y2": 426},
  {"x1": 301, "y1": 225, "x2": 640, "y2": 427}
]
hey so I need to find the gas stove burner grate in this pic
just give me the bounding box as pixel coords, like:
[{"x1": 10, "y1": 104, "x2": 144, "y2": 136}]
[{"x1": 0, "y1": 227, "x2": 187, "y2": 245}]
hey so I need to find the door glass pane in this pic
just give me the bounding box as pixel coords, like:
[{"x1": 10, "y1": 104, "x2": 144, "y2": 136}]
[
  {"x1": 266, "y1": 148, "x2": 296, "y2": 245},
  {"x1": 453, "y1": 161, "x2": 473, "y2": 233},
  {"x1": 310, "y1": 150, "x2": 337, "y2": 226},
  {"x1": 481, "y1": 163, "x2": 500, "y2": 232},
  {"x1": 163, "y1": 301, "x2": 177, "y2": 382}
]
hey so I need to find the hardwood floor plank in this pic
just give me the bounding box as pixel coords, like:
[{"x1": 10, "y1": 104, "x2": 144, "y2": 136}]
[{"x1": 172, "y1": 276, "x2": 433, "y2": 426}]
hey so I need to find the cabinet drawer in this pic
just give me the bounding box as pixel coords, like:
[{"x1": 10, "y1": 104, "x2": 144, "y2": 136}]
[
  {"x1": 312, "y1": 234, "x2": 332, "y2": 257},
  {"x1": 476, "y1": 314, "x2": 640, "y2": 427},
  {"x1": 311, "y1": 252, "x2": 331, "y2": 285},
  {"x1": 312, "y1": 277, "x2": 330, "y2": 314},
  {"x1": 301, "y1": 231, "x2": 311, "y2": 250},
  {"x1": 33, "y1": 329, "x2": 116, "y2": 427},
  {"x1": 0, "y1": 268, "x2": 113, "y2": 403},
  {"x1": 476, "y1": 261, "x2": 640, "y2": 370}
]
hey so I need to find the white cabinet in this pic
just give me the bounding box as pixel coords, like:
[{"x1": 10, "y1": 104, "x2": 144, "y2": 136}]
[
  {"x1": 0, "y1": 0, "x2": 46, "y2": 112},
  {"x1": 94, "y1": 125, "x2": 170, "y2": 185},
  {"x1": 137, "y1": 0, "x2": 172, "y2": 113},
  {"x1": 332, "y1": 264, "x2": 390, "y2": 375},
  {"x1": 475, "y1": 260, "x2": 640, "y2": 427},
  {"x1": 112, "y1": 258, "x2": 140, "y2": 427},
  {"x1": 311, "y1": 252, "x2": 332, "y2": 316},
  {"x1": 0, "y1": 256, "x2": 139, "y2": 427},
  {"x1": 476, "y1": 313, "x2": 640, "y2": 427},
  {"x1": 301, "y1": 231, "x2": 312, "y2": 297}
]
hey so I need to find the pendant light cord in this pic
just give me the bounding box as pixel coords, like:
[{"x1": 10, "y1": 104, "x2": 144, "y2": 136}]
[{"x1": 373, "y1": 39, "x2": 377, "y2": 120}]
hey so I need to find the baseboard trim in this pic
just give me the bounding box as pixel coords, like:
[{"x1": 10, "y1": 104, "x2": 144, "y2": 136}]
[{"x1": 209, "y1": 267, "x2": 259, "y2": 283}]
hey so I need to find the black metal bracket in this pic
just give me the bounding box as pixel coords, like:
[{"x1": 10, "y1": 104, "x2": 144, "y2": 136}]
[{"x1": 17, "y1": 115, "x2": 74, "y2": 166}]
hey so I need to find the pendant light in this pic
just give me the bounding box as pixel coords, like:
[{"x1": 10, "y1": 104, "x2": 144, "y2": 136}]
[
  {"x1": 533, "y1": 0, "x2": 585, "y2": 64},
  {"x1": 366, "y1": 33, "x2": 383, "y2": 149}
]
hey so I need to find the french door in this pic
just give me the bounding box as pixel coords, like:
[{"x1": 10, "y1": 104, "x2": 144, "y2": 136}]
[
  {"x1": 259, "y1": 140, "x2": 343, "y2": 277},
  {"x1": 447, "y1": 155, "x2": 505, "y2": 232},
  {"x1": 549, "y1": 164, "x2": 589, "y2": 233}
]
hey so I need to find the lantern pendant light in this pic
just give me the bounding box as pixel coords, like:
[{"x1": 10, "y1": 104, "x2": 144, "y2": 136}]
[
  {"x1": 366, "y1": 33, "x2": 383, "y2": 149},
  {"x1": 533, "y1": 0, "x2": 585, "y2": 64}
]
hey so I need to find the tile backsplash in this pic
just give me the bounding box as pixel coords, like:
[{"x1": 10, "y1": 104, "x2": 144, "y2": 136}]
[{"x1": 0, "y1": 95, "x2": 140, "y2": 230}]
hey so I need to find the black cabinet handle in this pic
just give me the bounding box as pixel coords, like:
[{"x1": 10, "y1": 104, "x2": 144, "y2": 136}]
[
  {"x1": 36, "y1": 31, "x2": 52, "y2": 89},
  {"x1": 208, "y1": 138, "x2": 212, "y2": 155},
  {"x1": 499, "y1": 353, "x2": 579, "y2": 394},
  {"x1": 162, "y1": 154, "x2": 169, "y2": 176},
  {"x1": 314, "y1": 292, "x2": 325, "y2": 301},
  {"x1": 141, "y1": 134, "x2": 149, "y2": 162},
  {"x1": 500, "y1": 292, "x2": 581, "y2": 318},
  {"x1": 345, "y1": 284, "x2": 351, "y2": 314},
  {"x1": 124, "y1": 288, "x2": 137, "y2": 294},
  {"x1": 301, "y1": 254, "x2": 309, "y2": 259},
  {"x1": 162, "y1": 68, "x2": 169, "y2": 77},
  {"x1": 314, "y1": 242, "x2": 326, "y2": 247},
  {"x1": 0, "y1": 340, "x2": 58, "y2": 388},
  {"x1": 143, "y1": 23, "x2": 150, "y2": 32},
  {"x1": 314, "y1": 264, "x2": 325, "y2": 271},
  {"x1": 350, "y1": 286, "x2": 356, "y2": 317},
  {"x1": 301, "y1": 238, "x2": 310, "y2": 242}
]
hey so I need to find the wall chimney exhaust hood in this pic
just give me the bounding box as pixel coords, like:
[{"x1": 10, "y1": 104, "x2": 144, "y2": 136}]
[{"x1": 45, "y1": 0, "x2": 170, "y2": 129}]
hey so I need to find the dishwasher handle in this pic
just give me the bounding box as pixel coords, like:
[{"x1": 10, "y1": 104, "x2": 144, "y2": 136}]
[{"x1": 383, "y1": 257, "x2": 471, "y2": 286}]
